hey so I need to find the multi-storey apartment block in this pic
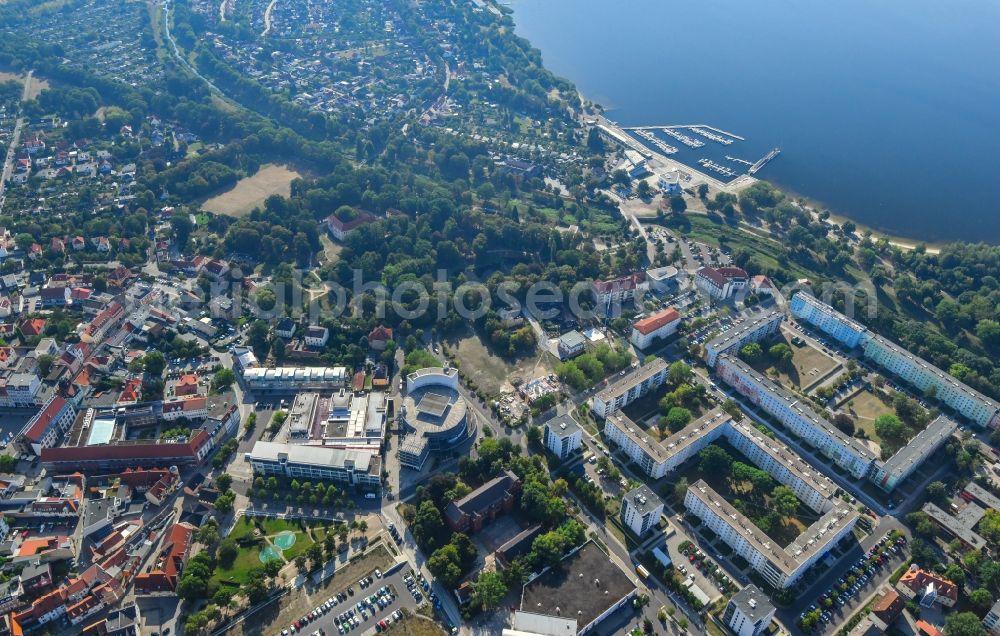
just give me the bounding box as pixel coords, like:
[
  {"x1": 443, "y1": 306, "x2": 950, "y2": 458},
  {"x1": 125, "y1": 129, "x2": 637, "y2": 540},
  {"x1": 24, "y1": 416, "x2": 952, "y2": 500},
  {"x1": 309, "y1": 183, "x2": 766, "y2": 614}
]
[
  {"x1": 791, "y1": 292, "x2": 1000, "y2": 428},
  {"x1": 604, "y1": 409, "x2": 837, "y2": 513},
  {"x1": 685, "y1": 480, "x2": 858, "y2": 589},
  {"x1": 705, "y1": 310, "x2": 784, "y2": 367},
  {"x1": 715, "y1": 355, "x2": 876, "y2": 479},
  {"x1": 590, "y1": 359, "x2": 668, "y2": 419}
]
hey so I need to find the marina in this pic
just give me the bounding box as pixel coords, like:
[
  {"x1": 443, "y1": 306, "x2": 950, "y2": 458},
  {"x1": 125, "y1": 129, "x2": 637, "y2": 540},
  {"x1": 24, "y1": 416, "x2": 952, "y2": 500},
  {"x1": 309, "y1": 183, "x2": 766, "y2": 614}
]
[
  {"x1": 698, "y1": 158, "x2": 738, "y2": 177},
  {"x1": 690, "y1": 126, "x2": 734, "y2": 145},
  {"x1": 660, "y1": 127, "x2": 705, "y2": 148},
  {"x1": 634, "y1": 129, "x2": 678, "y2": 155}
]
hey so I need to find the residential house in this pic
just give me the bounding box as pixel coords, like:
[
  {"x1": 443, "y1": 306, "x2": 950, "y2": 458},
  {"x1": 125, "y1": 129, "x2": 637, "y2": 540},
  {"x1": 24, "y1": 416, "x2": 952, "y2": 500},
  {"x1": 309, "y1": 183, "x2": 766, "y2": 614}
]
[{"x1": 368, "y1": 326, "x2": 393, "y2": 351}]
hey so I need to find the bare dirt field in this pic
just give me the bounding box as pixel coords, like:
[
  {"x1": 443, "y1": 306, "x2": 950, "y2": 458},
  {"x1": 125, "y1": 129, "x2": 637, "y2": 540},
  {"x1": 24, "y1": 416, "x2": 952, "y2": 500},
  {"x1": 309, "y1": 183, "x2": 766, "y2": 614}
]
[
  {"x1": 0, "y1": 71, "x2": 48, "y2": 100},
  {"x1": 445, "y1": 328, "x2": 553, "y2": 396},
  {"x1": 202, "y1": 164, "x2": 302, "y2": 217}
]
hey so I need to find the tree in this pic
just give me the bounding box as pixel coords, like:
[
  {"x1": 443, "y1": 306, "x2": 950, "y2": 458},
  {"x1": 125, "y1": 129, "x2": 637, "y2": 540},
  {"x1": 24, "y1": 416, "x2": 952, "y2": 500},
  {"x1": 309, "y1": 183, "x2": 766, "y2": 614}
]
[
  {"x1": 471, "y1": 570, "x2": 507, "y2": 610},
  {"x1": 674, "y1": 477, "x2": 689, "y2": 500},
  {"x1": 768, "y1": 343, "x2": 793, "y2": 366},
  {"x1": 216, "y1": 473, "x2": 233, "y2": 492},
  {"x1": 218, "y1": 538, "x2": 239, "y2": 567},
  {"x1": 668, "y1": 361, "x2": 692, "y2": 385},
  {"x1": 969, "y1": 588, "x2": 994, "y2": 611},
  {"x1": 144, "y1": 350, "x2": 166, "y2": 376},
  {"x1": 212, "y1": 368, "x2": 236, "y2": 391},
  {"x1": 697, "y1": 183, "x2": 709, "y2": 199},
  {"x1": 668, "y1": 195, "x2": 687, "y2": 214},
  {"x1": 412, "y1": 500, "x2": 445, "y2": 551},
  {"x1": 664, "y1": 407, "x2": 692, "y2": 433},
  {"x1": 926, "y1": 481, "x2": 947, "y2": 504},
  {"x1": 427, "y1": 544, "x2": 463, "y2": 588},
  {"x1": 771, "y1": 486, "x2": 799, "y2": 518},
  {"x1": 874, "y1": 414, "x2": 906, "y2": 440},
  {"x1": 698, "y1": 445, "x2": 732, "y2": 474},
  {"x1": 0, "y1": 455, "x2": 17, "y2": 472},
  {"x1": 943, "y1": 612, "x2": 987, "y2": 636},
  {"x1": 739, "y1": 342, "x2": 763, "y2": 363},
  {"x1": 37, "y1": 354, "x2": 55, "y2": 376}
]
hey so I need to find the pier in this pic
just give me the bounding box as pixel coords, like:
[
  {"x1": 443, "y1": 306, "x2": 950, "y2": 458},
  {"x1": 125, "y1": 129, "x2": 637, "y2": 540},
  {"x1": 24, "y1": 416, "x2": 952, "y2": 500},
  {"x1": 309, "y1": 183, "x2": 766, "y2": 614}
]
[
  {"x1": 726, "y1": 155, "x2": 753, "y2": 167},
  {"x1": 749, "y1": 148, "x2": 781, "y2": 175}
]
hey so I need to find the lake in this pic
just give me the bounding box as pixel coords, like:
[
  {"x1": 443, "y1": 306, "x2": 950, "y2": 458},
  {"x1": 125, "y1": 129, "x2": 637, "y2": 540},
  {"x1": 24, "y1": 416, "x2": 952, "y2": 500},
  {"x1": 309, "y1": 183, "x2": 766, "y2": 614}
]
[{"x1": 507, "y1": 0, "x2": 1000, "y2": 243}]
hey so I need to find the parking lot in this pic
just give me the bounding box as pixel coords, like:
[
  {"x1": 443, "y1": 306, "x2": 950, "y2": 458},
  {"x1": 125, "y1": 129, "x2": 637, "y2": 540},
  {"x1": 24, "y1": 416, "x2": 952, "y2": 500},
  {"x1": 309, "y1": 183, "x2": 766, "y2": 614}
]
[
  {"x1": 798, "y1": 531, "x2": 908, "y2": 633},
  {"x1": 279, "y1": 566, "x2": 426, "y2": 636}
]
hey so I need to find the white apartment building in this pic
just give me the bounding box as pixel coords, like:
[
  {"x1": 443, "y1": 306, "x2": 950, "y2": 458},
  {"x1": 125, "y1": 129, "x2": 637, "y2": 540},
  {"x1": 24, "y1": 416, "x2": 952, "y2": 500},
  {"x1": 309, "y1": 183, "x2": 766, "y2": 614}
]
[
  {"x1": 863, "y1": 335, "x2": 999, "y2": 428},
  {"x1": 715, "y1": 355, "x2": 877, "y2": 479},
  {"x1": 620, "y1": 485, "x2": 663, "y2": 537},
  {"x1": 245, "y1": 442, "x2": 382, "y2": 493},
  {"x1": 590, "y1": 358, "x2": 668, "y2": 419},
  {"x1": 685, "y1": 480, "x2": 858, "y2": 589},
  {"x1": 543, "y1": 415, "x2": 583, "y2": 460},
  {"x1": 789, "y1": 292, "x2": 868, "y2": 348},
  {"x1": 20, "y1": 396, "x2": 77, "y2": 455},
  {"x1": 983, "y1": 598, "x2": 1000, "y2": 635},
  {"x1": 630, "y1": 308, "x2": 681, "y2": 350},
  {"x1": 791, "y1": 292, "x2": 1000, "y2": 428},
  {"x1": 604, "y1": 409, "x2": 837, "y2": 513},
  {"x1": 0, "y1": 372, "x2": 41, "y2": 408},
  {"x1": 723, "y1": 585, "x2": 775, "y2": 636},
  {"x1": 705, "y1": 310, "x2": 784, "y2": 367},
  {"x1": 695, "y1": 267, "x2": 749, "y2": 301}
]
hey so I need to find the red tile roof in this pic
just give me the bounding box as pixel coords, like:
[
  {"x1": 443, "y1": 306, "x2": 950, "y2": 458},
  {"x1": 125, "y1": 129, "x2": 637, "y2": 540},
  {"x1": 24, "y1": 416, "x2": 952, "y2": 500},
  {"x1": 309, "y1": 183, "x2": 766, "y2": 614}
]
[
  {"x1": 368, "y1": 326, "x2": 393, "y2": 343},
  {"x1": 899, "y1": 568, "x2": 958, "y2": 602},
  {"x1": 633, "y1": 308, "x2": 681, "y2": 335},
  {"x1": 24, "y1": 397, "x2": 68, "y2": 442},
  {"x1": 593, "y1": 273, "x2": 644, "y2": 294}
]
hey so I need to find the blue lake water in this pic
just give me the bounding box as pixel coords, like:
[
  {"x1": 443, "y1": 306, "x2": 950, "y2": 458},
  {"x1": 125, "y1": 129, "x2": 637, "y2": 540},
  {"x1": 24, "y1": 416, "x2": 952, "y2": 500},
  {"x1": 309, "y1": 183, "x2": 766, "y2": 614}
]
[{"x1": 507, "y1": 0, "x2": 1000, "y2": 243}]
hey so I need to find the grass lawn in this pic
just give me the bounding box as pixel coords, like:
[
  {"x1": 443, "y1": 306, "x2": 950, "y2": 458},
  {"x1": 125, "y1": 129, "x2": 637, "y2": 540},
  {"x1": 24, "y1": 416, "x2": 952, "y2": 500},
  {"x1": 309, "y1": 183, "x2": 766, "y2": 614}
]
[
  {"x1": 748, "y1": 332, "x2": 840, "y2": 392},
  {"x1": 278, "y1": 531, "x2": 314, "y2": 562},
  {"x1": 211, "y1": 539, "x2": 268, "y2": 587}
]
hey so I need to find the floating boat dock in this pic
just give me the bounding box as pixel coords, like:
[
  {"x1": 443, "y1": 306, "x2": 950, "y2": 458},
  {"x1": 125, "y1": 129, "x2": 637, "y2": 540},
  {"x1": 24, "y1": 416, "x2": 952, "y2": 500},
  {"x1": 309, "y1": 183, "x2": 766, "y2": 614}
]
[{"x1": 660, "y1": 128, "x2": 704, "y2": 148}]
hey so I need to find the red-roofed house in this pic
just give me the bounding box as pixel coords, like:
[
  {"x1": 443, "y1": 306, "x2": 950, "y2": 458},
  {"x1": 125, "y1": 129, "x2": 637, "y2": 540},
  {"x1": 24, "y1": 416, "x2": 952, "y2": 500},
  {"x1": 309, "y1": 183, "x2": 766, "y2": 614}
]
[
  {"x1": 326, "y1": 208, "x2": 377, "y2": 241},
  {"x1": 14, "y1": 588, "x2": 66, "y2": 629},
  {"x1": 871, "y1": 589, "x2": 904, "y2": 630},
  {"x1": 117, "y1": 378, "x2": 143, "y2": 405},
  {"x1": 20, "y1": 396, "x2": 77, "y2": 455},
  {"x1": 134, "y1": 523, "x2": 195, "y2": 596},
  {"x1": 66, "y1": 594, "x2": 104, "y2": 626},
  {"x1": 897, "y1": 566, "x2": 958, "y2": 608},
  {"x1": 695, "y1": 266, "x2": 749, "y2": 300},
  {"x1": 630, "y1": 308, "x2": 681, "y2": 349},
  {"x1": 161, "y1": 396, "x2": 208, "y2": 421},
  {"x1": 750, "y1": 275, "x2": 775, "y2": 297},
  {"x1": 174, "y1": 374, "x2": 200, "y2": 397},
  {"x1": 19, "y1": 318, "x2": 46, "y2": 338},
  {"x1": 592, "y1": 273, "x2": 647, "y2": 309},
  {"x1": 367, "y1": 326, "x2": 393, "y2": 351},
  {"x1": 916, "y1": 620, "x2": 944, "y2": 636}
]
